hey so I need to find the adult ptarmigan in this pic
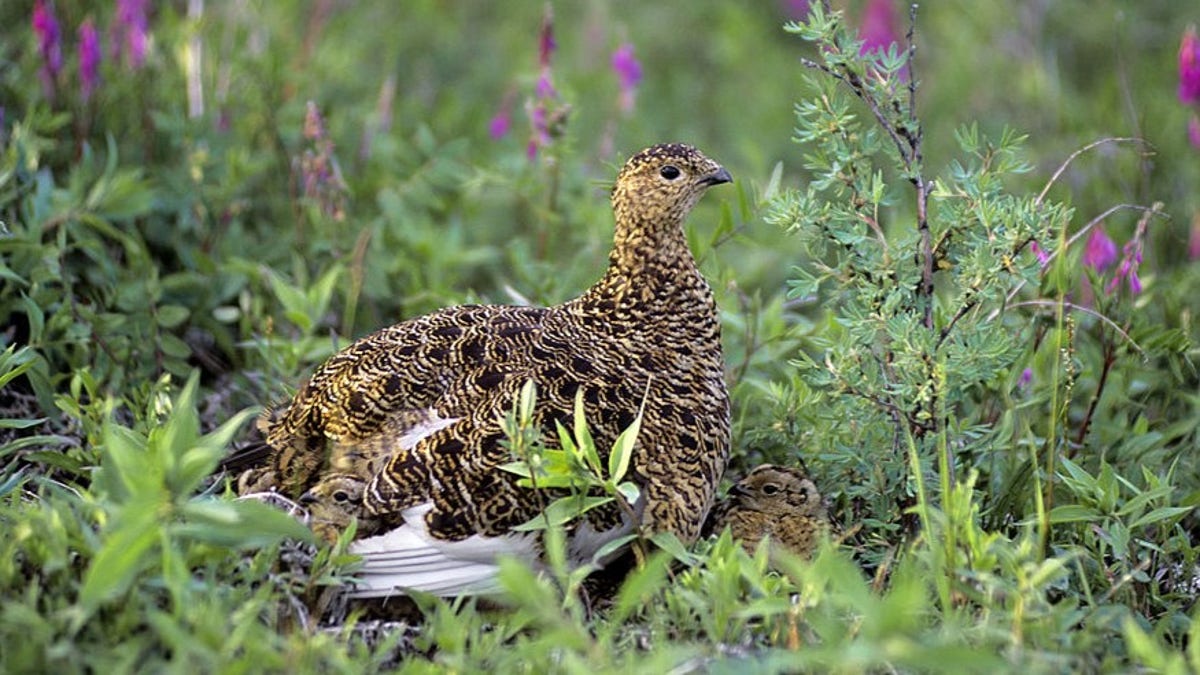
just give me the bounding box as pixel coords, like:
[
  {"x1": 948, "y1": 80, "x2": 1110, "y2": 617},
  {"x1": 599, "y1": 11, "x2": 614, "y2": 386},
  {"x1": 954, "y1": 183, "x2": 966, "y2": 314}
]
[{"x1": 247, "y1": 143, "x2": 732, "y2": 596}]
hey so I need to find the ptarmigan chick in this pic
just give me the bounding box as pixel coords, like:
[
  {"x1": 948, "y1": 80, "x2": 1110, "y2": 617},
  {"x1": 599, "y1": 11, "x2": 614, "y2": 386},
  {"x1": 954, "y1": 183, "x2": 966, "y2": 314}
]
[{"x1": 704, "y1": 464, "x2": 828, "y2": 559}]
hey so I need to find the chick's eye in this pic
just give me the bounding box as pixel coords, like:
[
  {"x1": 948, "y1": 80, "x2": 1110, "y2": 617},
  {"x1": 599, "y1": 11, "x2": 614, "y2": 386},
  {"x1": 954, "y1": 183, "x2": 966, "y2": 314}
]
[
  {"x1": 761, "y1": 484, "x2": 780, "y2": 496},
  {"x1": 659, "y1": 165, "x2": 681, "y2": 180},
  {"x1": 333, "y1": 491, "x2": 350, "y2": 503}
]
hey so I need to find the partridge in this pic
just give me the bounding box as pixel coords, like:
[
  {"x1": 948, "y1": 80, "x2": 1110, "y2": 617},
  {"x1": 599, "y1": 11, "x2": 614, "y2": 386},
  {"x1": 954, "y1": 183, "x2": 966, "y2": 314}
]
[
  {"x1": 250, "y1": 144, "x2": 733, "y2": 596},
  {"x1": 704, "y1": 464, "x2": 828, "y2": 559}
]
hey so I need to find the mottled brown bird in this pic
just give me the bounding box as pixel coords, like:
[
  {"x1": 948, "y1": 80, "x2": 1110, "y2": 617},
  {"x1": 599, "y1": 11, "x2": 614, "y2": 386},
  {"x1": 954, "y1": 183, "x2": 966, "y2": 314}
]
[
  {"x1": 704, "y1": 464, "x2": 828, "y2": 559},
  {"x1": 249, "y1": 144, "x2": 733, "y2": 596},
  {"x1": 299, "y1": 473, "x2": 375, "y2": 544}
]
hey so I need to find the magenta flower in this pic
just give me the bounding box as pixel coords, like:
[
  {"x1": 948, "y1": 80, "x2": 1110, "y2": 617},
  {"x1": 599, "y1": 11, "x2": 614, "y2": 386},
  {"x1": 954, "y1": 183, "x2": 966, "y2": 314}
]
[
  {"x1": 32, "y1": 0, "x2": 63, "y2": 99},
  {"x1": 781, "y1": 0, "x2": 811, "y2": 19},
  {"x1": 489, "y1": 111, "x2": 511, "y2": 140},
  {"x1": 1029, "y1": 240, "x2": 1050, "y2": 266},
  {"x1": 113, "y1": 0, "x2": 149, "y2": 69},
  {"x1": 612, "y1": 43, "x2": 642, "y2": 114},
  {"x1": 1180, "y1": 25, "x2": 1200, "y2": 104},
  {"x1": 1082, "y1": 227, "x2": 1117, "y2": 271},
  {"x1": 78, "y1": 19, "x2": 102, "y2": 102},
  {"x1": 1105, "y1": 239, "x2": 1143, "y2": 295},
  {"x1": 526, "y1": 102, "x2": 549, "y2": 159},
  {"x1": 1018, "y1": 368, "x2": 1033, "y2": 390},
  {"x1": 297, "y1": 101, "x2": 347, "y2": 221},
  {"x1": 526, "y1": 4, "x2": 564, "y2": 160},
  {"x1": 538, "y1": 7, "x2": 556, "y2": 68},
  {"x1": 859, "y1": 0, "x2": 899, "y2": 56},
  {"x1": 1189, "y1": 114, "x2": 1200, "y2": 149}
]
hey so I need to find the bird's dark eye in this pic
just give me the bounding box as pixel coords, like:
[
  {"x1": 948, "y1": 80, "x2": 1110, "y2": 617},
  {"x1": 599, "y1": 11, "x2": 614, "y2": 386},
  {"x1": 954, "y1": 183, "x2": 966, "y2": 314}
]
[
  {"x1": 333, "y1": 490, "x2": 350, "y2": 503},
  {"x1": 660, "y1": 165, "x2": 681, "y2": 180},
  {"x1": 761, "y1": 484, "x2": 780, "y2": 496}
]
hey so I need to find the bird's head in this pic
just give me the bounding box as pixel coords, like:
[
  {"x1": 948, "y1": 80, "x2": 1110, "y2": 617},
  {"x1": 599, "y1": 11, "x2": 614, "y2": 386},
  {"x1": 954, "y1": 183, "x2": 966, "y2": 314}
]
[
  {"x1": 300, "y1": 472, "x2": 368, "y2": 509},
  {"x1": 611, "y1": 143, "x2": 732, "y2": 232},
  {"x1": 729, "y1": 464, "x2": 824, "y2": 517}
]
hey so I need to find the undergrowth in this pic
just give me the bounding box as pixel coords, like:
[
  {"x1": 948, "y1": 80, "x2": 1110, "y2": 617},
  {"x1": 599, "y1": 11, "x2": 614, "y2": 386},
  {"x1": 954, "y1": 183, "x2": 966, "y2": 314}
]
[{"x1": 1, "y1": 1, "x2": 1197, "y2": 673}]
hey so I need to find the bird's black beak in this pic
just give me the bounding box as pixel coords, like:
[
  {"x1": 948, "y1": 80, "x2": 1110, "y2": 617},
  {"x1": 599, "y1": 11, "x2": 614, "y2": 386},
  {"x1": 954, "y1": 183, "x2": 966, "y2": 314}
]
[
  {"x1": 698, "y1": 166, "x2": 733, "y2": 187},
  {"x1": 728, "y1": 483, "x2": 748, "y2": 498},
  {"x1": 299, "y1": 491, "x2": 317, "y2": 505}
]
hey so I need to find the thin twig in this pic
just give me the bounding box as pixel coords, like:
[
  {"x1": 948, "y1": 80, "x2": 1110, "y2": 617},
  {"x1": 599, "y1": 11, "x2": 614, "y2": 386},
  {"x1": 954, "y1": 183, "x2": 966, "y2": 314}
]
[
  {"x1": 1036, "y1": 137, "x2": 1149, "y2": 206},
  {"x1": 1009, "y1": 300, "x2": 1145, "y2": 357}
]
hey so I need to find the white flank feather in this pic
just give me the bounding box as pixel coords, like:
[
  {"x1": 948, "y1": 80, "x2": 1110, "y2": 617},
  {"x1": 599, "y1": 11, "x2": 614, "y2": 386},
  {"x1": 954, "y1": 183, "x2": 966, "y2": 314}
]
[{"x1": 347, "y1": 503, "x2": 539, "y2": 598}]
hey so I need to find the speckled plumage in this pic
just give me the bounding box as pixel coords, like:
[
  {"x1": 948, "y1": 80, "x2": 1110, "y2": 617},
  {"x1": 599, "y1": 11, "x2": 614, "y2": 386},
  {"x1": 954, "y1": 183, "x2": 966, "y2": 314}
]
[
  {"x1": 250, "y1": 144, "x2": 732, "y2": 593},
  {"x1": 300, "y1": 473, "x2": 374, "y2": 544},
  {"x1": 704, "y1": 464, "x2": 828, "y2": 559}
]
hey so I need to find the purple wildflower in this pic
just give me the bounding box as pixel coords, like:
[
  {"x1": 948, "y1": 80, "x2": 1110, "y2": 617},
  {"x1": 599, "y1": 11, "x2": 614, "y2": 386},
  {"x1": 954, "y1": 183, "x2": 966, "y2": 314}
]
[
  {"x1": 297, "y1": 102, "x2": 347, "y2": 221},
  {"x1": 526, "y1": 4, "x2": 565, "y2": 160},
  {"x1": 113, "y1": 0, "x2": 149, "y2": 69},
  {"x1": 781, "y1": 0, "x2": 811, "y2": 20},
  {"x1": 1030, "y1": 240, "x2": 1050, "y2": 266},
  {"x1": 612, "y1": 43, "x2": 642, "y2": 114},
  {"x1": 526, "y1": 101, "x2": 549, "y2": 159},
  {"x1": 1189, "y1": 114, "x2": 1200, "y2": 149},
  {"x1": 535, "y1": 72, "x2": 556, "y2": 99},
  {"x1": 538, "y1": 7, "x2": 556, "y2": 68},
  {"x1": 1082, "y1": 227, "x2": 1118, "y2": 271},
  {"x1": 1105, "y1": 235, "x2": 1144, "y2": 295},
  {"x1": 489, "y1": 109, "x2": 511, "y2": 141},
  {"x1": 1102, "y1": 214, "x2": 1150, "y2": 296},
  {"x1": 859, "y1": 0, "x2": 899, "y2": 56},
  {"x1": 32, "y1": 0, "x2": 63, "y2": 99},
  {"x1": 1180, "y1": 26, "x2": 1200, "y2": 104},
  {"x1": 1018, "y1": 368, "x2": 1033, "y2": 390},
  {"x1": 78, "y1": 19, "x2": 102, "y2": 102}
]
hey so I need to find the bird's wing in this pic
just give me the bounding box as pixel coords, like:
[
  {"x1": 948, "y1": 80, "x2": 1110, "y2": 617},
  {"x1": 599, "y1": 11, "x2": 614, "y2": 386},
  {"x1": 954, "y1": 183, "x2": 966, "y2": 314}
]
[{"x1": 347, "y1": 503, "x2": 538, "y2": 597}]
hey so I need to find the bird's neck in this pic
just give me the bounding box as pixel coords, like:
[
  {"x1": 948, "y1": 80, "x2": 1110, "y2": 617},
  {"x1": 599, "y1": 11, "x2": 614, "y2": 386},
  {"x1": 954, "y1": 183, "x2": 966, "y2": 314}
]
[{"x1": 570, "y1": 215, "x2": 710, "y2": 315}]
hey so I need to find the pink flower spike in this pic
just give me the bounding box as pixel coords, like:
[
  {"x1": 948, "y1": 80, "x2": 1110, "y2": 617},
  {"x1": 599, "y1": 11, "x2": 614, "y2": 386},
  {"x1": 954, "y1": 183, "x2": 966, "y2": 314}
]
[
  {"x1": 1189, "y1": 115, "x2": 1200, "y2": 149},
  {"x1": 1030, "y1": 240, "x2": 1050, "y2": 265},
  {"x1": 1180, "y1": 25, "x2": 1200, "y2": 104},
  {"x1": 612, "y1": 43, "x2": 642, "y2": 114},
  {"x1": 1082, "y1": 227, "x2": 1117, "y2": 271},
  {"x1": 538, "y1": 5, "x2": 556, "y2": 68},
  {"x1": 32, "y1": 0, "x2": 62, "y2": 99},
  {"x1": 1127, "y1": 270, "x2": 1142, "y2": 295},
  {"x1": 782, "y1": 0, "x2": 811, "y2": 20},
  {"x1": 1018, "y1": 368, "x2": 1033, "y2": 389},
  {"x1": 535, "y1": 72, "x2": 556, "y2": 98},
  {"x1": 859, "y1": 0, "x2": 899, "y2": 55},
  {"x1": 114, "y1": 0, "x2": 149, "y2": 69},
  {"x1": 78, "y1": 19, "x2": 102, "y2": 102},
  {"x1": 489, "y1": 111, "x2": 511, "y2": 141}
]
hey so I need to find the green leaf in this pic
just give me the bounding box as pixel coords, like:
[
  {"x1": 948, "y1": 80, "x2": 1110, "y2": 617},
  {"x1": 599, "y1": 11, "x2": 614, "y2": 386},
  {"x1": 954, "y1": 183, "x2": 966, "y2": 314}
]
[
  {"x1": 1047, "y1": 504, "x2": 1101, "y2": 524},
  {"x1": 571, "y1": 388, "x2": 601, "y2": 476},
  {"x1": 155, "y1": 305, "x2": 190, "y2": 329},
  {"x1": 175, "y1": 498, "x2": 315, "y2": 546},
  {"x1": 649, "y1": 531, "x2": 699, "y2": 565},
  {"x1": 0, "y1": 417, "x2": 46, "y2": 430},
  {"x1": 1128, "y1": 506, "x2": 1193, "y2": 530},
  {"x1": 615, "y1": 481, "x2": 641, "y2": 507},
  {"x1": 79, "y1": 508, "x2": 160, "y2": 612},
  {"x1": 607, "y1": 414, "x2": 640, "y2": 484},
  {"x1": 512, "y1": 495, "x2": 613, "y2": 532},
  {"x1": 591, "y1": 533, "x2": 639, "y2": 565}
]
